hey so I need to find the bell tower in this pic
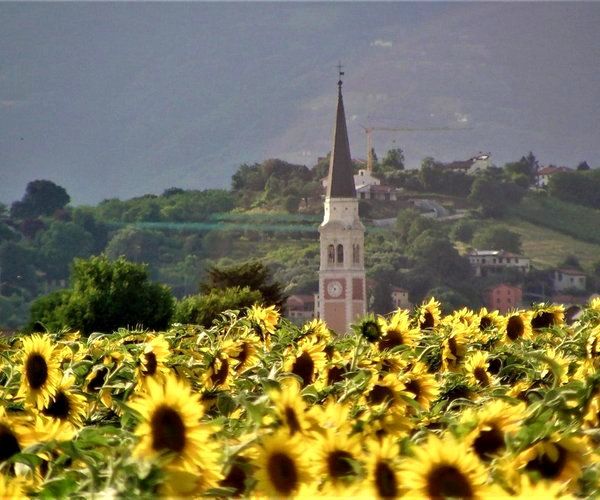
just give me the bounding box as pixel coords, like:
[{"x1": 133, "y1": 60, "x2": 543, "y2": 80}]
[{"x1": 318, "y1": 70, "x2": 366, "y2": 334}]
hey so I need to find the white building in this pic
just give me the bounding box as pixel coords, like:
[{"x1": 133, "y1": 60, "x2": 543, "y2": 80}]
[
  {"x1": 553, "y1": 269, "x2": 587, "y2": 293},
  {"x1": 467, "y1": 250, "x2": 530, "y2": 277}
]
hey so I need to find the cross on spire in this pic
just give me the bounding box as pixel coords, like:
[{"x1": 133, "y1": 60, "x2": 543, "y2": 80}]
[{"x1": 336, "y1": 61, "x2": 344, "y2": 89}]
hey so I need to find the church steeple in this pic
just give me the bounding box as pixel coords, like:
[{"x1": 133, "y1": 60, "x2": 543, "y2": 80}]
[
  {"x1": 326, "y1": 77, "x2": 356, "y2": 199},
  {"x1": 318, "y1": 67, "x2": 366, "y2": 334}
]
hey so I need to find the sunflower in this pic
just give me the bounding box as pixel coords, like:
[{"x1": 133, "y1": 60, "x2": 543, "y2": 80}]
[
  {"x1": 362, "y1": 436, "x2": 403, "y2": 499},
  {"x1": 461, "y1": 400, "x2": 525, "y2": 462},
  {"x1": 17, "y1": 334, "x2": 61, "y2": 410},
  {"x1": 583, "y1": 394, "x2": 600, "y2": 430},
  {"x1": 306, "y1": 399, "x2": 353, "y2": 436},
  {"x1": 585, "y1": 324, "x2": 600, "y2": 362},
  {"x1": 130, "y1": 374, "x2": 221, "y2": 493},
  {"x1": 530, "y1": 304, "x2": 564, "y2": 332},
  {"x1": 228, "y1": 331, "x2": 261, "y2": 373},
  {"x1": 202, "y1": 349, "x2": 234, "y2": 391},
  {"x1": 464, "y1": 351, "x2": 497, "y2": 389},
  {"x1": 0, "y1": 474, "x2": 26, "y2": 498},
  {"x1": 312, "y1": 431, "x2": 362, "y2": 491},
  {"x1": 283, "y1": 337, "x2": 327, "y2": 388},
  {"x1": 247, "y1": 304, "x2": 279, "y2": 343},
  {"x1": 269, "y1": 378, "x2": 309, "y2": 436},
  {"x1": 511, "y1": 474, "x2": 573, "y2": 499},
  {"x1": 401, "y1": 433, "x2": 490, "y2": 499},
  {"x1": 364, "y1": 373, "x2": 406, "y2": 411},
  {"x1": 441, "y1": 324, "x2": 468, "y2": 372},
  {"x1": 0, "y1": 408, "x2": 31, "y2": 466},
  {"x1": 476, "y1": 307, "x2": 503, "y2": 333},
  {"x1": 40, "y1": 374, "x2": 87, "y2": 433},
  {"x1": 84, "y1": 365, "x2": 113, "y2": 409},
  {"x1": 354, "y1": 314, "x2": 383, "y2": 342},
  {"x1": 516, "y1": 435, "x2": 591, "y2": 485},
  {"x1": 253, "y1": 430, "x2": 311, "y2": 498},
  {"x1": 502, "y1": 311, "x2": 533, "y2": 342},
  {"x1": 399, "y1": 362, "x2": 439, "y2": 412},
  {"x1": 443, "y1": 307, "x2": 477, "y2": 327},
  {"x1": 378, "y1": 309, "x2": 416, "y2": 351},
  {"x1": 301, "y1": 318, "x2": 333, "y2": 344},
  {"x1": 416, "y1": 298, "x2": 442, "y2": 331},
  {"x1": 135, "y1": 334, "x2": 171, "y2": 389}
]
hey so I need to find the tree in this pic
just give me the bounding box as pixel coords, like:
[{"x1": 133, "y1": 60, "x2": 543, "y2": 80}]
[
  {"x1": 201, "y1": 260, "x2": 285, "y2": 307},
  {"x1": 576, "y1": 161, "x2": 590, "y2": 171},
  {"x1": 29, "y1": 256, "x2": 174, "y2": 335},
  {"x1": 450, "y1": 218, "x2": 477, "y2": 243},
  {"x1": 36, "y1": 221, "x2": 95, "y2": 280},
  {"x1": 471, "y1": 226, "x2": 522, "y2": 253},
  {"x1": 105, "y1": 227, "x2": 165, "y2": 266},
  {"x1": 174, "y1": 286, "x2": 262, "y2": 327},
  {"x1": 468, "y1": 178, "x2": 524, "y2": 217},
  {"x1": 10, "y1": 180, "x2": 70, "y2": 219},
  {"x1": 381, "y1": 148, "x2": 404, "y2": 171},
  {"x1": 504, "y1": 153, "x2": 538, "y2": 186}
]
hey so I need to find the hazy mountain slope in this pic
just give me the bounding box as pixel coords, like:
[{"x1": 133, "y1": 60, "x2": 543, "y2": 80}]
[{"x1": 1, "y1": 3, "x2": 598, "y2": 205}]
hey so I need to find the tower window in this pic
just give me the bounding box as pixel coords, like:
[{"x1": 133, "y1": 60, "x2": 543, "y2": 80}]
[
  {"x1": 337, "y1": 244, "x2": 344, "y2": 263},
  {"x1": 353, "y1": 244, "x2": 360, "y2": 264},
  {"x1": 328, "y1": 244, "x2": 335, "y2": 264}
]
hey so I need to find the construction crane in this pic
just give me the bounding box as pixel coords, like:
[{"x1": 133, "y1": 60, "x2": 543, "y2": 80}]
[{"x1": 359, "y1": 125, "x2": 471, "y2": 173}]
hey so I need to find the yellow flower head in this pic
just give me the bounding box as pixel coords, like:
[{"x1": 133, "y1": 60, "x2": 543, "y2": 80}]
[{"x1": 17, "y1": 334, "x2": 61, "y2": 410}]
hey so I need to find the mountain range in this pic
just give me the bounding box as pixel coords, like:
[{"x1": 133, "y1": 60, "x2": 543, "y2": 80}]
[{"x1": 1, "y1": 2, "x2": 599, "y2": 205}]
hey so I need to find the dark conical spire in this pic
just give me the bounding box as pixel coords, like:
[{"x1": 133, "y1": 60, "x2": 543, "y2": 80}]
[{"x1": 326, "y1": 79, "x2": 356, "y2": 199}]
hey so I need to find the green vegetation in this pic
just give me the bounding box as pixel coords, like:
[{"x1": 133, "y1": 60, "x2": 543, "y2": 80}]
[
  {"x1": 511, "y1": 194, "x2": 600, "y2": 245},
  {"x1": 29, "y1": 256, "x2": 173, "y2": 334}
]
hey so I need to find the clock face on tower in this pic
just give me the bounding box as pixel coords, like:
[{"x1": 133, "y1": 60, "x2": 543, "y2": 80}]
[{"x1": 326, "y1": 279, "x2": 343, "y2": 298}]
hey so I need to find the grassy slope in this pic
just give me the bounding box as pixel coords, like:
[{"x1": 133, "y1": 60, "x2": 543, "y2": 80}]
[{"x1": 467, "y1": 217, "x2": 600, "y2": 272}]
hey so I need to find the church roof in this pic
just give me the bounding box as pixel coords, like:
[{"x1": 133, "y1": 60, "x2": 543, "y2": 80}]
[{"x1": 326, "y1": 82, "x2": 356, "y2": 199}]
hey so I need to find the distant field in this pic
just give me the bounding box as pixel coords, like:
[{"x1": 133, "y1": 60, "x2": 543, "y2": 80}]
[{"x1": 496, "y1": 218, "x2": 599, "y2": 271}]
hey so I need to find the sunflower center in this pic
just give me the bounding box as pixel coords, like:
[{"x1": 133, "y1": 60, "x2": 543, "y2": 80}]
[
  {"x1": 236, "y1": 343, "x2": 250, "y2": 366},
  {"x1": 479, "y1": 316, "x2": 492, "y2": 331},
  {"x1": 150, "y1": 405, "x2": 186, "y2": 454},
  {"x1": 284, "y1": 406, "x2": 301, "y2": 435},
  {"x1": 375, "y1": 460, "x2": 399, "y2": 498},
  {"x1": 472, "y1": 426, "x2": 504, "y2": 461},
  {"x1": 420, "y1": 311, "x2": 434, "y2": 330},
  {"x1": 26, "y1": 353, "x2": 49, "y2": 390},
  {"x1": 143, "y1": 352, "x2": 158, "y2": 376},
  {"x1": 211, "y1": 357, "x2": 230, "y2": 386},
  {"x1": 0, "y1": 423, "x2": 21, "y2": 462},
  {"x1": 220, "y1": 460, "x2": 248, "y2": 497},
  {"x1": 427, "y1": 465, "x2": 474, "y2": 499},
  {"x1": 368, "y1": 384, "x2": 394, "y2": 405},
  {"x1": 42, "y1": 390, "x2": 71, "y2": 420},
  {"x1": 525, "y1": 444, "x2": 567, "y2": 479},
  {"x1": 327, "y1": 450, "x2": 354, "y2": 480},
  {"x1": 506, "y1": 316, "x2": 524, "y2": 341},
  {"x1": 87, "y1": 366, "x2": 108, "y2": 392},
  {"x1": 291, "y1": 351, "x2": 314, "y2": 387},
  {"x1": 327, "y1": 365, "x2": 345, "y2": 385},
  {"x1": 473, "y1": 367, "x2": 490, "y2": 387},
  {"x1": 404, "y1": 379, "x2": 421, "y2": 400},
  {"x1": 531, "y1": 311, "x2": 555, "y2": 330},
  {"x1": 379, "y1": 331, "x2": 403, "y2": 351},
  {"x1": 447, "y1": 337, "x2": 459, "y2": 357},
  {"x1": 267, "y1": 452, "x2": 298, "y2": 495}
]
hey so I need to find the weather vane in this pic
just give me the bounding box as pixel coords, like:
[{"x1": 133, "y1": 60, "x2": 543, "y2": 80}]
[{"x1": 336, "y1": 61, "x2": 344, "y2": 88}]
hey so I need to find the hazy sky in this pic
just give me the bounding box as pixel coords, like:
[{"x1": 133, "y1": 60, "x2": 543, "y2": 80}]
[{"x1": 1, "y1": 2, "x2": 599, "y2": 205}]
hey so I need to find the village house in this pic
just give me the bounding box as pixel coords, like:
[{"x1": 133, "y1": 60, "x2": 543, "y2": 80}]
[
  {"x1": 284, "y1": 294, "x2": 316, "y2": 324},
  {"x1": 467, "y1": 250, "x2": 530, "y2": 277},
  {"x1": 438, "y1": 153, "x2": 492, "y2": 175},
  {"x1": 552, "y1": 268, "x2": 587, "y2": 293},
  {"x1": 484, "y1": 283, "x2": 522, "y2": 313},
  {"x1": 391, "y1": 286, "x2": 411, "y2": 309},
  {"x1": 536, "y1": 166, "x2": 572, "y2": 187}
]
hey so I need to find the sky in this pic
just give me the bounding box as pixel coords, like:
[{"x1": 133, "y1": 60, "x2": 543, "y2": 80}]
[{"x1": 1, "y1": 2, "x2": 599, "y2": 205}]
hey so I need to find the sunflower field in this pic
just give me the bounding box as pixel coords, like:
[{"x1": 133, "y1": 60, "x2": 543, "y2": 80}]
[{"x1": 1, "y1": 299, "x2": 600, "y2": 498}]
